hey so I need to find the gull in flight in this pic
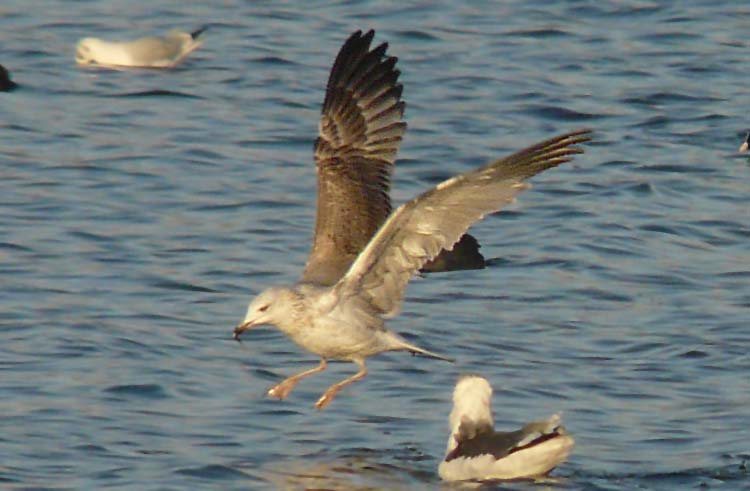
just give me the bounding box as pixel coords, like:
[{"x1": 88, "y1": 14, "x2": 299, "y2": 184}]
[
  {"x1": 438, "y1": 375, "x2": 574, "y2": 481},
  {"x1": 75, "y1": 27, "x2": 206, "y2": 68},
  {"x1": 234, "y1": 29, "x2": 592, "y2": 409}
]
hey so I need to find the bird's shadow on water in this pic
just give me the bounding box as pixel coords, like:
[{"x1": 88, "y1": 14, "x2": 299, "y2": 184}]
[
  {"x1": 242, "y1": 449, "x2": 571, "y2": 490},
  {"x1": 238, "y1": 443, "x2": 492, "y2": 489}
]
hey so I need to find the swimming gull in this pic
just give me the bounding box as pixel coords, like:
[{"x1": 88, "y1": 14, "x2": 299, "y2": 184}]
[
  {"x1": 234, "y1": 30, "x2": 592, "y2": 410},
  {"x1": 303, "y1": 29, "x2": 484, "y2": 287},
  {"x1": 75, "y1": 27, "x2": 206, "y2": 68},
  {"x1": 0, "y1": 64, "x2": 18, "y2": 91},
  {"x1": 438, "y1": 375, "x2": 574, "y2": 481},
  {"x1": 740, "y1": 131, "x2": 749, "y2": 153}
]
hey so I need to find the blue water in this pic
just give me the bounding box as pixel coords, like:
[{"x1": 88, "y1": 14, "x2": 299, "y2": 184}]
[{"x1": 2, "y1": 1, "x2": 749, "y2": 490}]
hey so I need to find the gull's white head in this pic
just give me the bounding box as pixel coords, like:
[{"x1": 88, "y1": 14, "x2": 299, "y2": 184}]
[
  {"x1": 233, "y1": 286, "x2": 292, "y2": 340},
  {"x1": 165, "y1": 28, "x2": 205, "y2": 58},
  {"x1": 447, "y1": 375, "x2": 494, "y2": 452},
  {"x1": 165, "y1": 30, "x2": 195, "y2": 49},
  {"x1": 450, "y1": 375, "x2": 494, "y2": 429}
]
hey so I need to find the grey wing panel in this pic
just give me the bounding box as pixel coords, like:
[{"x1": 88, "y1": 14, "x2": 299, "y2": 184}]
[{"x1": 337, "y1": 130, "x2": 593, "y2": 316}]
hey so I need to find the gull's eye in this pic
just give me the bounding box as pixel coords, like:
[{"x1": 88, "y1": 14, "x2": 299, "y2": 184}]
[{"x1": 259, "y1": 305, "x2": 269, "y2": 312}]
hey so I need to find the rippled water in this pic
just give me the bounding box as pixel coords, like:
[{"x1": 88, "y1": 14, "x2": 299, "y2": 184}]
[{"x1": 2, "y1": 1, "x2": 749, "y2": 490}]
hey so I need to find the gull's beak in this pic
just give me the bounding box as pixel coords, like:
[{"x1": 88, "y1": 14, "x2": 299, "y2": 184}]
[{"x1": 233, "y1": 319, "x2": 256, "y2": 341}]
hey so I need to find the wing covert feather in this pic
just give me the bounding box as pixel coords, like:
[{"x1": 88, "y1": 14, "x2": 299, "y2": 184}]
[{"x1": 336, "y1": 129, "x2": 592, "y2": 316}]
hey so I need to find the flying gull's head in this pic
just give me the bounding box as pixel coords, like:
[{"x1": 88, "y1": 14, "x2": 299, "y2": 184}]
[{"x1": 233, "y1": 286, "x2": 293, "y2": 340}]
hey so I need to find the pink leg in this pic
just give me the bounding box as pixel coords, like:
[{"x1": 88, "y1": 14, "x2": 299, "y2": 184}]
[
  {"x1": 315, "y1": 360, "x2": 368, "y2": 410},
  {"x1": 268, "y1": 359, "x2": 327, "y2": 400}
]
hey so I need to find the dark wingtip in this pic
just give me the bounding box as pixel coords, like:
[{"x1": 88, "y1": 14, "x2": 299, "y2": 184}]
[
  {"x1": 191, "y1": 26, "x2": 207, "y2": 40},
  {"x1": 568, "y1": 128, "x2": 594, "y2": 145},
  {"x1": 555, "y1": 128, "x2": 593, "y2": 145},
  {"x1": 1, "y1": 80, "x2": 18, "y2": 92},
  {"x1": 344, "y1": 29, "x2": 374, "y2": 46},
  {"x1": 0, "y1": 64, "x2": 18, "y2": 92},
  {"x1": 421, "y1": 233, "x2": 485, "y2": 273}
]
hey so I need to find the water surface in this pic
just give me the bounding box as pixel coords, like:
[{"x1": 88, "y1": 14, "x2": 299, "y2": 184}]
[{"x1": 1, "y1": 1, "x2": 749, "y2": 490}]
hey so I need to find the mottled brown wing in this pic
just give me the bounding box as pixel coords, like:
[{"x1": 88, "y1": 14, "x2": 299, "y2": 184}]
[{"x1": 302, "y1": 30, "x2": 407, "y2": 286}]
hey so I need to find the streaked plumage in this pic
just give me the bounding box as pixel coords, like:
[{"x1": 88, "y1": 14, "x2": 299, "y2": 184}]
[
  {"x1": 439, "y1": 375, "x2": 574, "y2": 481},
  {"x1": 75, "y1": 27, "x2": 205, "y2": 68},
  {"x1": 303, "y1": 30, "x2": 484, "y2": 287},
  {"x1": 233, "y1": 29, "x2": 592, "y2": 409}
]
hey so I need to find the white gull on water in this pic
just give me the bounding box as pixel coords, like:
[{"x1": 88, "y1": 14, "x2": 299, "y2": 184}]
[
  {"x1": 233, "y1": 29, "x2": 592, "y2": 410},
  {"x1": 438, "y1": 375, "x2": 574, "y2": 482},
  {"x1": 75, "y1": 27, "x2": 205, "y2": 68}
]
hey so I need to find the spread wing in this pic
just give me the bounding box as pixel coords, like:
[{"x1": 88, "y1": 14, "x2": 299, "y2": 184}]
[
  {"x1": 334, "y1": 129, "x2": 592, "y2": 317},
  {"x1": 302, "y1": 30, "x2": 406, "y2": 285}
]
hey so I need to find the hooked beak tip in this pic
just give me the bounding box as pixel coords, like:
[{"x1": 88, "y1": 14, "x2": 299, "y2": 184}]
[{"x1": 233, "y1": 321, "x2": 253, "y2": 341}]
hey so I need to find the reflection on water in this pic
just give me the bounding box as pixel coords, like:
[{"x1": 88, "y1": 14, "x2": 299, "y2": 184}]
[
  {"x1": 257, "y1": 453, "x2": 575, "y2": 490},
  {"x1": 261, "y1": 456, "x2": 416, "y2": 491}
]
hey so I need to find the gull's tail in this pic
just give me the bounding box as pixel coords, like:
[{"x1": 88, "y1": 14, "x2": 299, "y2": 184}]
[
  {"x1": 408, "y1": 345, "x2": 454, "y2": 362},
  {"x1": 381, "y1": 325, "x2": 454, "y2": 361},
  {"x1": 397, "y1": 336, "x2": 454, "y2": 362}
]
